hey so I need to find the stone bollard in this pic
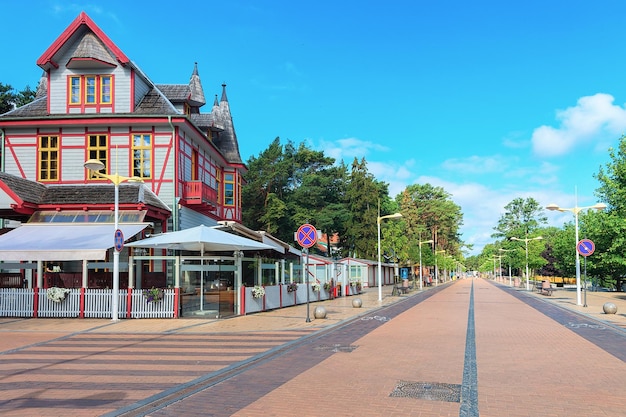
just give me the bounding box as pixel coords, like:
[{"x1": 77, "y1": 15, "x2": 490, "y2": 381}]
[
  {"x1": 352, "y1": 298, "x2": 362, "y2": 308},
  {"x1": 313, "y1": 306, "x2": 327, "y2": 319},
  {"x1": 603, "y1": 302, "x2": 617, "y2": 314}
]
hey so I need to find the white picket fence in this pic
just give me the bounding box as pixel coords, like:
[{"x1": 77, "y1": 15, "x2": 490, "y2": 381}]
[{"x1": 0, "y1": 288, "x2": 176, "y2": 318}]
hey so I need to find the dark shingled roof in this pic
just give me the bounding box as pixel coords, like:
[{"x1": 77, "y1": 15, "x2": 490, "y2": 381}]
[
  {"x1": 46, "y1": 183, "x2": 171, "y2": 212},
  {"x1": 191, "y1": 113, "x2": 221, "y2": 131},
  {"x1": 1, "y1": 97, "x2": 48, "y2": 117},
  {"x1": 0, "y1": 171, "x2": 170, "y2": 213},
  {"x1": 0, "y1": 171, "x2": 47, "y2": 203},
  {"x1": 156, "y1": 84, "x2": 191, "y2": 102},
  {"x1": 134, "y1": 87, "x2": 179, "y2": 115},
  {"x1": 68, "y1": 32, "x2": 117, "y2": 67}
]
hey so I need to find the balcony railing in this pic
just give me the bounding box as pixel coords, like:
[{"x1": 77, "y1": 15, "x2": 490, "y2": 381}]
[{"x1": 182, "y1": 181, "x2": 218, "y2": 211}]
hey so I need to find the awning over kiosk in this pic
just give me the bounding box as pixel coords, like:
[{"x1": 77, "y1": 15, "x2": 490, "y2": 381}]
[{"x1": 0, "y1": 223, "x2": 150, "y2": 261}]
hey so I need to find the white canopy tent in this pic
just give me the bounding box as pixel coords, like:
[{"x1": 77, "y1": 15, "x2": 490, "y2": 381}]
[{"x1": 0, "y1": 223, "x2": 150, "y2": 261}]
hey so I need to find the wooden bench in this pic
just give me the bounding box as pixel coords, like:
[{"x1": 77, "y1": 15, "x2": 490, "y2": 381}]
[
  {"x1": 392, "y1": 285, "x2": 410, "y2": 296},
  {"x1": 538, "y1": 280, "x2": 556, "y2": 296}
]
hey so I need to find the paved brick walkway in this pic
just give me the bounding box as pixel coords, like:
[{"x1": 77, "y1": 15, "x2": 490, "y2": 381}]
[{"x1": 0, "y1": 279, "x2": 624, "y2": 416}]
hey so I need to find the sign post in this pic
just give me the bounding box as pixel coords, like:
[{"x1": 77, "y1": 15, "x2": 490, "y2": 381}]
[
  {"x1": 577, "y1": 239, "x2": 595, "y2": 307},
  {"x1": 296, "y1": 224, "x2": 317, "y2": 322}
]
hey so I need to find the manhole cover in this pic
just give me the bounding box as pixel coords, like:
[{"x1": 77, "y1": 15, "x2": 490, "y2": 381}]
[
  {"x1": 315, "y1": 344, "x2": 358, "y2": 353},
  {"x1": 390, "y1": 381, "x2": 461, "y2": 402}
]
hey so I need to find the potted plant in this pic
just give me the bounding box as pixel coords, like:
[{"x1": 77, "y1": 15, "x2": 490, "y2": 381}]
[
  {"x1": 287, "y1": 282, "x2": 298, "y2": 293},
  {"x1": 252, "y1": 285, "x2": 265, "y2": 298},
  {"x1": 143, "y1": 287, "x2": 164, "y2": 303},
  {"x1": 46, "y1": 287, "x2": 70, "y2": 303},
  {"x1": 312, "y1": 282, "x2": 321, "y2": 292}
]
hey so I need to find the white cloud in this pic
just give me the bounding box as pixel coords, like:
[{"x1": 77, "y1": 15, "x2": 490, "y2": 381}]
[
  {"x1": 441, "y1": 155, "x2": 507, "y2": 174},
  {"x1": 531, "y1": 93, "x2": 626, "y2": 157},
  {"x1": 318, "y1": 137, "x2": 391, "y2": 163}
]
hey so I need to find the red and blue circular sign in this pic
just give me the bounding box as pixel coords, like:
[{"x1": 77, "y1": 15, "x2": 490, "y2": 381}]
[
  {"x1": 296, "y1": 224, "x2": 318, "y2": 248},
  {"x1": 114, "y1": 229, "x2": 124, "y2": 252},
  {"x1": 577, "y1": 239, "x2": 595, "y2": 257}
]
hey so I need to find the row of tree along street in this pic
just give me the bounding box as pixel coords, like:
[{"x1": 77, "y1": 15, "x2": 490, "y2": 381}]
[{"x1": 467, "y1": 135, "x2": 626, "y2": 292}]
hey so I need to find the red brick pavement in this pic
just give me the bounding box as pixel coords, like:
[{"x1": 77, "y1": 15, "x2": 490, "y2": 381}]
[
  {"x1": 0, "y1": 279, "x2": 625, "y2": 416},
  {"x1": 225, "y1": 279, "x2": 624, "y2": 417}
]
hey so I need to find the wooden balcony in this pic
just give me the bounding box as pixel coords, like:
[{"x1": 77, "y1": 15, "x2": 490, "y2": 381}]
[{"x1": 181, "y1": 181, "x2": 218, "y2": 213}]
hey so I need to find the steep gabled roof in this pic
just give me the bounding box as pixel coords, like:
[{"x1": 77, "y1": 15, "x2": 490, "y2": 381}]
[{"x1": 37, "y1": 11, "x2": 129, "y2": 71}]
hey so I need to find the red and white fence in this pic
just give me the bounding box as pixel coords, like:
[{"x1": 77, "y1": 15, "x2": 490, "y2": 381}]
[{"x1": 0, "y1": 288, "x2": 178, "y2": 319}]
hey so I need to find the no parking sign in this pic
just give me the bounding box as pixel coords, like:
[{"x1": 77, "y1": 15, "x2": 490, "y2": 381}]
[
  {"x1": 296, "y1": 224, "x2": 317, "y2": 248},
  {"x1": 577, "y1": 239, "x2": 594, "y2": 257}
]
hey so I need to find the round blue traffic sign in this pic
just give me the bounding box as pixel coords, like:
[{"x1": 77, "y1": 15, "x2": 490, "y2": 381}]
[
  {"x1": 296, "y1": 224, "x2": 317, "y2": 248},
  {"x1": 577, "y1": 239, "x2": 594, "y2": 257}
]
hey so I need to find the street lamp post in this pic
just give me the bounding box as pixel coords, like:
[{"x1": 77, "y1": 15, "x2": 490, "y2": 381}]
[
  {"x1": 434, "y1": 249, "x2": 445, "y2": 285},
  {"x1": 499, "y1": 248, "x2": 513, "y2": 286},
  {"x1": 510, "y1": 236, "x2": 543, "y2": 291},
  {"x1": 377, "y1": 211, "x2": 403, "y2": 301},
  {"x1": 84, "y1": 157, "x2": 143, "y2": 321},
  {"x1": 418, "y1": 239, "x2": 433, "y2": 290},
  {"x1": 546, "y1": 201, "x2": 606, "y2": 306}
]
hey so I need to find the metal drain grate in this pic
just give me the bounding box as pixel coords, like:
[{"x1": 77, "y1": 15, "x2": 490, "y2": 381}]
[
  {"x1": 315, "y1": 344, "x2": 358, "y2": 353},
  {"x1": 390, "y1": 380, "x2": 461, "y2": 402}
]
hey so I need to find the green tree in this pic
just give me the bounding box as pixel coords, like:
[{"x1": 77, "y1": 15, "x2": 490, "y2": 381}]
[
  {"x1": 0, "y1": 83, "x2": 16, "y2": 114},
  {"x1": 242, "y1": 138, "x2": 350, "y2": 253},
  {"x1": 593, "y1": 134, "x2": 626, "y2": 290},
  {"x1": 399, "y1": 183, "x2": 463, "y2": 257},
  {"x1": 343, "y1": 157, "x2": 387, "y2": 259},
  {"x1": 242, "y1": 138, "x2": 291, "y2": 236},
  {"x1": 491, "y1": 197, "x2": 547, "y2": 277},
  {"x1": 493, "y1": 197, "x2": 547, "y2": 240},
  {"x1": 0, "y1": 82, "x2": 37, "y2": 114}
]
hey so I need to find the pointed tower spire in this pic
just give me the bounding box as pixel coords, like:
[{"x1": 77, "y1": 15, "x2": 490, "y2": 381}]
[
  {"x1": 220, "y1": 83, "x2": 228, "y2": 103},
  {"x1": 213, "y1": 83, "x2": 242, "y2": 164},
  {"x1": 188, "y1": 62, "x2": 206, "y2": 106}
]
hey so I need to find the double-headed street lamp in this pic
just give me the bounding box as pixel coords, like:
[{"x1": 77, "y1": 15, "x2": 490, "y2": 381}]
[
  {"x1": 377, "y1": 212, "x2": 403, "y2": 301},
  {"x1": 418, "y1": 239, "x2": 433, "y2": 290},
  {"x1": 546, "y1": 201, "x2": 606, "y2": 306},
  {"x1": 84, "y1": 157, "x2": 143, "y2": 321},
  {"x1": 499, "y1": 248, "x2": 513, "y2": 286},
  {"x1": 510, "y1": 236, "x2": 543, "y2": 291}
]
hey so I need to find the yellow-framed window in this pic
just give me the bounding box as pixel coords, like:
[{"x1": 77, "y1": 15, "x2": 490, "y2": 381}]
[
  {"x1": 87, "y1": 134, "x2": 108, "y2": 179},
  {"x1": 85, "y1": 76, "x2": 96, "y2": 104},
  {"x1": 100, "y1": 76, "x2": 112, "y2": 104},
  {"x1": 224, "y1": 173, "x2": 235, "y2": 206},
  {"x1": 132, "y1": 134, "x2": 152, "y2": 179},
  {"x1": 39, "y1": 136, "x2": 59, "y2": 181},
  {"x1": 69, "y1": 77, "x2": 81, "y2": 104}
]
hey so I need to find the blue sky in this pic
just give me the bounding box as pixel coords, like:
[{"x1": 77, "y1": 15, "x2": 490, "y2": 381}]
[{"x1": 4, "y1": 1, "x2": 626, "y2": 255}]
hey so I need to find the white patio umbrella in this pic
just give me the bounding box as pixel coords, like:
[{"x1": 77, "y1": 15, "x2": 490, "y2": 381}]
[
  {"x1": 126, "y1": 225, "x2": 273, "y2": 312},
  {"x1": 125, "y1": 225, "x2": 273, "y2": 252}
]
